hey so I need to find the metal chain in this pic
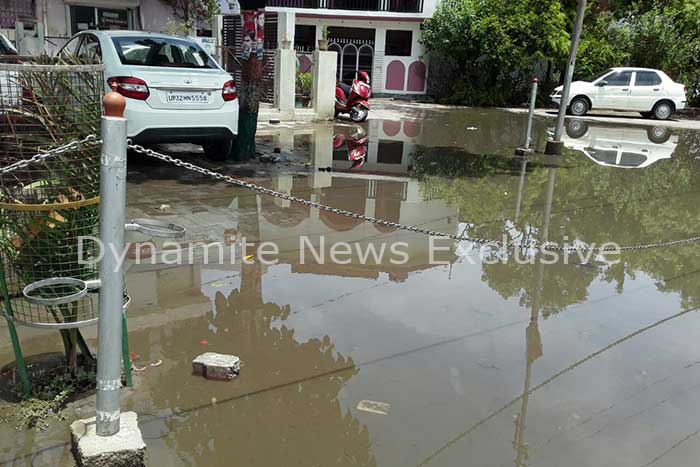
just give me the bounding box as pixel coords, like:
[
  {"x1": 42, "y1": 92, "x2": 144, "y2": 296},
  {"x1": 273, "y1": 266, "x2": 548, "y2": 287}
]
[
  {"x1": 3, "y1": 132, "x2": 696, "y2": 251},
  {"x1": 127, "y1": 142, "x2": 700, "y2": 253},
  {"x1": 0, "y1": 135, "x2": 101, "y2": 175}
]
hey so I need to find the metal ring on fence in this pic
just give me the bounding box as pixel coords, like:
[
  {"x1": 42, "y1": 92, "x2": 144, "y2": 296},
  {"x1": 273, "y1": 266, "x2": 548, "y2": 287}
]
[
  {"x1": 22, "y1": 277, "x2": 88, "y2": 306},
  {"x1": 127, "y1": 218, "x2": 186, "y2": 238}
]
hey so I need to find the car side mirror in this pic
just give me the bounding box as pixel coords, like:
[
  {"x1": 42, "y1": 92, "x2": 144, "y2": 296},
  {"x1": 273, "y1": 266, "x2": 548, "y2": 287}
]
[{"x1": 596, "y1": 81, "x2": 608, "y2": 87}]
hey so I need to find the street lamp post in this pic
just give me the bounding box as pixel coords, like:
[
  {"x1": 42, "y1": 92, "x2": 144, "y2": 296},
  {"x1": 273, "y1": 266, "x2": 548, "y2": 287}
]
[{"x1": 546, "y1": 0, "x2": 587, "y2": 155}]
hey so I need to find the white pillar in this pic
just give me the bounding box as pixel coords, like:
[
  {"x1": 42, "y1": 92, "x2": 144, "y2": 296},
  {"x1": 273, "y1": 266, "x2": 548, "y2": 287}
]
[
  {"x1": 312, "y1": 50, "x2": 338, "y2": 120},
  {"x1": 275, "y1": 48, "x2": 296, "y2": 119},
  {"x1": 277, "y1": 11, "x2": 296, "y2": 47},
  {"x1": 374, "y1": 27, "x2": 387, "y2": 94}
]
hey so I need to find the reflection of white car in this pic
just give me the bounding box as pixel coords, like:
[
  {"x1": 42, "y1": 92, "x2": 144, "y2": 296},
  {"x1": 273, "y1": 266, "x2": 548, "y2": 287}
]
[
  {"x1": 551, "y1": 67, "x2": 687, "y2": 120},
  {"x1": 561, "y1": 119, "x2": 678, "y2": 169},
  {"x1": 59, "y1": 30, "x2": 238, "y2": 161}
]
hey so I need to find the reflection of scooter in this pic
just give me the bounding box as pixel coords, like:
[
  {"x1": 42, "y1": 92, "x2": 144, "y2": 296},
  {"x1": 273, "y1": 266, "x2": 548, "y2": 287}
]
[
  {"x1": 333, "y1": 125, "x2": 368, "y2": 170},
  {"x1": 561, "y1": 119, "x2": 678, "y2": 169},
  {"x1": 335, "y1": 71, "x2": 371, "y2": 123}
]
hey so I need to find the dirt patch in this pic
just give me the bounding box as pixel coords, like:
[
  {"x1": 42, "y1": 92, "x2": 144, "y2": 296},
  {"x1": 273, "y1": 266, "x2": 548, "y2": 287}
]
[{"x1": 0, "y1": 353, "x2": 96, "y2": 431}]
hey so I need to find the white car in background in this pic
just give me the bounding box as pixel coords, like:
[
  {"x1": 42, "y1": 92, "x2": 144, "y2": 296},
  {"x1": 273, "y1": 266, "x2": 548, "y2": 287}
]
[
  {"x1": 551, "y1": 68, "x2": 687, "y2": 120},
  {"x1": 59, "y1": 31, "x2": 238, "y2": 160},
  {"x1": 561, "y1": 119, "x2": 678, "y2": 169}
]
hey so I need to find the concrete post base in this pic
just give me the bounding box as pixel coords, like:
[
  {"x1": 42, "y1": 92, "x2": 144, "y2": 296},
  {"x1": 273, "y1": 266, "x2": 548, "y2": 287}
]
[
  {"x1": 71, "y1": 412, "x2": 146, "y2": 467},
  {"x1": 544, "y1": 140, "x2": 564, "y2": 155}
]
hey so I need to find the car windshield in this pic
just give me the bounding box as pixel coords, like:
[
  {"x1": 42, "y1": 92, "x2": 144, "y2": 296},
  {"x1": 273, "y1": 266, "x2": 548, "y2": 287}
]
[
  {"x1": 0, "y1": 34, "x2": 18, "y2": 55},
  {"x1": 585, "y1": 69, "x2": 613, "y2": 83},
  {"x1": 112, "y1": 36, "x2": 216, "y2": 69}
]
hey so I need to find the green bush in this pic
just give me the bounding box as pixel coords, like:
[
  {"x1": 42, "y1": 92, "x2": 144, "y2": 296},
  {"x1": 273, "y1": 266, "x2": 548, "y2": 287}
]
[
  {"x1": 424, "y1": 0, "x2": 700, "y2": 107},
  {"x1": 295, "y1": 72, "x2": 312, "y2": 96},
  {"x1": 422, "y1": 0, "x2": 569, "y2": 106}
]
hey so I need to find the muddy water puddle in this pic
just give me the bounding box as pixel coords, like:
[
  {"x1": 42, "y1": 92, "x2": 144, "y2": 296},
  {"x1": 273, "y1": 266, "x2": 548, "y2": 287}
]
[{"x1": 3, "y1": 108, "x2": 700, "y2": 466}]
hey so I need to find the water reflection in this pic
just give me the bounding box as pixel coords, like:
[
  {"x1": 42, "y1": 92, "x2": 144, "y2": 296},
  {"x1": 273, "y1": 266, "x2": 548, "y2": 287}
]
[
  {"x1": 121, "y1": 117, "x2": 700, "y2": 467},
  {"x1": 561, "y1": 119, "x2": 679, "y2": 169},
  {"x1": 126, "y1": 191, "x2": 377, "y2": 467},
  {"x1": 6, "y1": 109, "x2": 700, "y2": 467}
]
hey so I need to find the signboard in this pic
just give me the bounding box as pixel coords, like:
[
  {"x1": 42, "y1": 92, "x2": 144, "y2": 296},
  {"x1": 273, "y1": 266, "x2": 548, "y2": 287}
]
[{"x1": 98, "y1": 8, "x2": 128, "y2": 30}]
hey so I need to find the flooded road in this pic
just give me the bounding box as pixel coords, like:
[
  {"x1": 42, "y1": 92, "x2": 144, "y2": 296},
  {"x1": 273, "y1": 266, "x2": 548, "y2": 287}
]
[{"x1": 3, "y1": 106, "x2": 700, "y2": 466}]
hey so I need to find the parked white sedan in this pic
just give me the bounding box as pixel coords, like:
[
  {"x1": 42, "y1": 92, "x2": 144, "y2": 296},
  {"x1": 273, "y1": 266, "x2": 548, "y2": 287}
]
[
  {"x1": 551, "y1": 67, "x2": 687, "y2": 120},
  {"x1": 59, "y1": 31, "x2": 238, "y2": 160}
]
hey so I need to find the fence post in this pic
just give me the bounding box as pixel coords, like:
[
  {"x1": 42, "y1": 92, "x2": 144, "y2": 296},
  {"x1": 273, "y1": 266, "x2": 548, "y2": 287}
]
[
  {"x1": 95, "y1": 90, "x2": 127, "y2": 436},
  {"x1": 524, "y1": 78, "x2": 538, "y2": 150}
]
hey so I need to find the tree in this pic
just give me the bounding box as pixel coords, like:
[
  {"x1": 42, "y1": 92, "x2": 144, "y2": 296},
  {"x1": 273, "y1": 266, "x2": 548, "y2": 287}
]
[
  {"x1": 232, "y1": 1, "x2": 267, "y2": 161},
  {"x1": 421, "y1": 0, "x2": 569, "y2": 106},
  {"x1": 161, "y1": 0, "x2": 220, "y2": 36}
]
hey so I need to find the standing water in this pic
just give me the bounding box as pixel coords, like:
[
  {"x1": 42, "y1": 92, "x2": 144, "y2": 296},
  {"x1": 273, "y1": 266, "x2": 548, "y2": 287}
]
[{"x1": 2, "y1": 106, "x2": 700, "y2": 467}]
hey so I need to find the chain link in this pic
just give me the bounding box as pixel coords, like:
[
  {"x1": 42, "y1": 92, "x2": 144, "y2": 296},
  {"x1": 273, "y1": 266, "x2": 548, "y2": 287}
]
[
  {"x1": 0, "y1": 135, "x2": 101, "y2": 175},
  {"x1": 127, "y1": 142, "x2": 700, "y2": 253},
  {"x1": 4, "y1": 133, "x2": 695, "y2": 252}
]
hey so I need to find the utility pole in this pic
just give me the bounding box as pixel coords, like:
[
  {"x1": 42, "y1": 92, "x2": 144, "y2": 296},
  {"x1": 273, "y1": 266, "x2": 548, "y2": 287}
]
[
  {"x1": 96, "y1": 90, "x2": 128, "y2": 436},
  {"x1": 545, "y1": 0, "x2": 586, "y2": 155},
  {"x1": 233, "y1": 0, "x2": 267, "y2": 161}
]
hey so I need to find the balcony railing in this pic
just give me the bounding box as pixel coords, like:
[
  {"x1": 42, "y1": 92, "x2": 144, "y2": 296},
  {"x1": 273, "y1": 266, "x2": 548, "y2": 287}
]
[{"x1": 267, "y1": 0, "x2": 424, "y2": 13}]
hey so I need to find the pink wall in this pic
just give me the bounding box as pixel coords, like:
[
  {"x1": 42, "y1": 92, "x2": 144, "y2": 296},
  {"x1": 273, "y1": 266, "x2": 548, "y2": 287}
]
[
  {"x1": 407, "y1": 61, "x2": 426, "y2": 92},
  {"x1": 385, "y1": 60, "x2": 405, "y2": 91}
]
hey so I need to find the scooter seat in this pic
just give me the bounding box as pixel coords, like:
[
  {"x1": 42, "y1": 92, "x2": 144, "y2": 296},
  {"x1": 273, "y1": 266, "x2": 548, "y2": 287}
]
[{"x1": 338, "y1": 81, "x2": 352, "y2": 97}]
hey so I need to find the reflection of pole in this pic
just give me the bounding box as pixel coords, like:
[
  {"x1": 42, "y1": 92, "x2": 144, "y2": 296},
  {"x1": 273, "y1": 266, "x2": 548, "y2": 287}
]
[
  {"x1": 514, "y1": 159, "x2": 528, "y2": 223},
  {"x1": 96, "y1": 91, "x2": 127, "y2": 436},
  {"x1": 542, "y1": 169, "x2": 556, "y2": 243},
  {"x1": 513, "y1": 168, "x2": 555, "y2": 466},
  {"x1": 546, "y1": 0, "x2": 586, "y2": 155}
]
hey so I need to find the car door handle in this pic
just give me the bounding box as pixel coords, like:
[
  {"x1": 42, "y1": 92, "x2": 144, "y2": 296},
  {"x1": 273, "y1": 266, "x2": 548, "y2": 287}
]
[
  {"x1": 653, "y1": 88, "x2": 660, "y2": 91},
  {"x1": 622, "y1": 88, "x2": 629, "y2": 92}
]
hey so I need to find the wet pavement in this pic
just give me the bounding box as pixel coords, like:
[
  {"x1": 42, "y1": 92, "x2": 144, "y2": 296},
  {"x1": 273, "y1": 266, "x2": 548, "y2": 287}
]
[{"x1": 3, "y1": 104, "x2": 700, "y2": 466}]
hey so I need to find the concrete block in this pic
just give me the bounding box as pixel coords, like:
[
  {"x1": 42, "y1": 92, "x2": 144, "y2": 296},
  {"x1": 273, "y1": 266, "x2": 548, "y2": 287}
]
[
  {"x1": 70, "y1": 412, "x2": 146, "y2": 467},
  {"x1": 312, "y1": 50, "x2": 338, "y2": 120},
  {"x1": 544, "y1": 140, "x2": 565, "y2": 155},
  {"x1": 192, "y1": 352, "x2": 241, "y2": 381}
]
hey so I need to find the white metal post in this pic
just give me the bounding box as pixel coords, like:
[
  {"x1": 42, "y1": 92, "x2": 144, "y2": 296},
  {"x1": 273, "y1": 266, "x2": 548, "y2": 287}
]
[
  {"x1": 524, "y1": 78, "x2": 538, "y2": 150},
  {"x1": 96, "y1": 91, "x2": 127, "y2": 436},
  {"x1": 547, "y1": 0, "x2": 587, "y2": 155}
]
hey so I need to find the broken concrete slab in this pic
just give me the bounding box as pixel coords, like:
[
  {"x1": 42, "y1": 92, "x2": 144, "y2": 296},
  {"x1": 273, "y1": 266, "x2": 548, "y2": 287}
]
[
  {"x1": 70, "y1": 411, "x2": 146, "y2": 467},
  {"x1": 192, "y1": 352, "x2": 241, "y2": 381}
]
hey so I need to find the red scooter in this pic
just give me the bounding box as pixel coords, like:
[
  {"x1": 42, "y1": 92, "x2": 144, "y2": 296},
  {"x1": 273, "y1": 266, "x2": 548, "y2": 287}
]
[{"x1": 335, "y1": 71, "x2": 371, "y2": 122}]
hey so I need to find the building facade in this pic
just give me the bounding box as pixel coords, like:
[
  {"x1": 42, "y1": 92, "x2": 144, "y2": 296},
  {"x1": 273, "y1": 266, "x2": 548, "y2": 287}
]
[{"x1": 268, "y1": 0, "x2": 437, "y2": 95}]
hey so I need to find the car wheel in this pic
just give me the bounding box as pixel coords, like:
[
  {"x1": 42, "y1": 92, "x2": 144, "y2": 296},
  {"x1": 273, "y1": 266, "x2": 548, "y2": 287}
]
[
  {"x1": 565, "y1": 119, "x2": 589, "y2": 139},
  {"x1": 203, "y1": 139, "x2": 233, "y2": 161},
  {"x1": 647, "y1": 126, "x2": 672, "y2": 144},
  {"x1": 652, "y1": 101, "x2": 674, "y2": 120},
  {"x1": 568, "y1": 97, "x2": 589, "y2": 117},
  {"x1": 640, "y1": 111, "x2": 653, "y2": 119}
]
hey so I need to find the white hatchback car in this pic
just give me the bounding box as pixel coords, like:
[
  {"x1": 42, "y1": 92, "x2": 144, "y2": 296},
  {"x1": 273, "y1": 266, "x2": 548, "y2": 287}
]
[
  {"x1": 59, "y1": 30, "x2": 238, "y2": 160},
  {"x1": 551, "y1": 68, "x2": 687, "y2": 120}
]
